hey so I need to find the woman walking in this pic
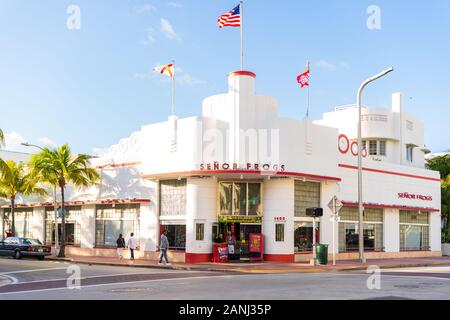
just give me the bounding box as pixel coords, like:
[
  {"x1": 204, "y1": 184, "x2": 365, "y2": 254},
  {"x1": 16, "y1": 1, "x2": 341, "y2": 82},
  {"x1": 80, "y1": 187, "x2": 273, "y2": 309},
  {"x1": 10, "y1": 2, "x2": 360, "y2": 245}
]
[{"x1": 116, "y1": 234, "x2": 125, "y2": 260}]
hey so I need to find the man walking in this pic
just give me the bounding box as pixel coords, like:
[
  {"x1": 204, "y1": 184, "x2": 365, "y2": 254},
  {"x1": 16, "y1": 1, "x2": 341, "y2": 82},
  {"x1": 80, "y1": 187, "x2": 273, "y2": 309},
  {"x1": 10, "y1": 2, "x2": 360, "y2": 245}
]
[
  {"x1": 159, "y1": 230, "x2": 170, "y2": 265},
  {"x1": 127, "y1": 233, "x2": 136, "y2": 261}
]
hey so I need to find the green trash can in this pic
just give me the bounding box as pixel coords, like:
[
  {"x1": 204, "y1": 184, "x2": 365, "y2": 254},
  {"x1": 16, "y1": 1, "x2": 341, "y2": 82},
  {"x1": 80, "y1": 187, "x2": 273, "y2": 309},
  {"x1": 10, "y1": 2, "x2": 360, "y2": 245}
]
[{"x1": 316, "y1": 244, "x2": 329, "y2": 265}]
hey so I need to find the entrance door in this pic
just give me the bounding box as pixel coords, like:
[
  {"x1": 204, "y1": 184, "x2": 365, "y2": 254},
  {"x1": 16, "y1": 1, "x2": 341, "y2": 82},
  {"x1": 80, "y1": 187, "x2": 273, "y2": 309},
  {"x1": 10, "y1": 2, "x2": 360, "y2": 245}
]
[{"x1": 51, "y1": 223, "x2": 75, "y2": 245}]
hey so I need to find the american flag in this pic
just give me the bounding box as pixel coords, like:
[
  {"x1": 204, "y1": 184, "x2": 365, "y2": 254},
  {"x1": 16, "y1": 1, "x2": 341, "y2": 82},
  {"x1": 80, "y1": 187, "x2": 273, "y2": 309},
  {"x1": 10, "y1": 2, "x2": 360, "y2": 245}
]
[{"x1": 218, "y1": 4, "x2": 241, "y2": 28}]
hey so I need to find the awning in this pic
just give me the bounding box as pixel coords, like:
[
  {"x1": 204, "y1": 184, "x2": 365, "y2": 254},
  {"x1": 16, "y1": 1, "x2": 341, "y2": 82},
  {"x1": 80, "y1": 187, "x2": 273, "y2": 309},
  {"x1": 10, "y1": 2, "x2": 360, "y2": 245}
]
[{"x1": 143, "y1": 170, "x2": 341, "y2": 182}]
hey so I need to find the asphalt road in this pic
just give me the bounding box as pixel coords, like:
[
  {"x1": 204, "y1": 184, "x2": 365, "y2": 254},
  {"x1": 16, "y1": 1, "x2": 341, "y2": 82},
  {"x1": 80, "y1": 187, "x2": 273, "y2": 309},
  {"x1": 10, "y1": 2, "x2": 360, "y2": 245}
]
[{"x1": 1, "y1": 257, "x2": 450, "y2": 300}]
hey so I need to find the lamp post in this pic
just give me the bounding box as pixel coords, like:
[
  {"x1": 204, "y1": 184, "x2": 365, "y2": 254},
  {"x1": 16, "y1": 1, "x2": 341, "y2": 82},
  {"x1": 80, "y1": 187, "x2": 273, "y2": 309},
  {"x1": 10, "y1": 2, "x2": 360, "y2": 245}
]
[
  {"x1": 21, "y1": 142, "x2": 59, "y2": 256},
  {"x1": 357, "y1": 68, "x2": 394, "y2": 263}
]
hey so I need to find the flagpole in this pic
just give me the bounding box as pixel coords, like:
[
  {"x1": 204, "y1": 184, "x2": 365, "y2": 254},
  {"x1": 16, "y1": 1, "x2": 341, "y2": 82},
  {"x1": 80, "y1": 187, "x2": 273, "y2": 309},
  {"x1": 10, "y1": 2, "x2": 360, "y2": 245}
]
[
  {"x1": 306, "y1": 61, "x2": 310, "y2": 119},
  {"x1": 172, "y1": 59, "x2": 175, "y2": 116},
  {"x1": 240, "y1": 0, "x2": 244, "y2": 70}
]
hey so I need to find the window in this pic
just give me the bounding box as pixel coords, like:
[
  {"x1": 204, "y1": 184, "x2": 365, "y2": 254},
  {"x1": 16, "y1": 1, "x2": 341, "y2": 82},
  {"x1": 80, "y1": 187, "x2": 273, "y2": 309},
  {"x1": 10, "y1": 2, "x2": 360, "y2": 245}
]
[
  {"x1": 219, "y1": 182, "x2": 262, "y2": 216},
  {"x1": 406, "y1": 145, "x2": 414, "y2": 162},
  {"x1": 45, "y1": 206, "x2": 82, "y2": 246},
  {"x1": 338, "y1": 207, "x2": 384, "y2": 252},
  {"x1": 295, "y1": 181, "x2": 320, "y2": 217},
  {"x1": 369, "y1": 141, "x2": 377, "y2": 156},
  {"x1": 275, "y1": 224, "x2": 285, "y2": 242},
  {"x1": 160, "y1": 179, "x2": 187, "y2": 217},
  {"x1": 379, "y1": 141, "x2": 386, "y2": 156},
  {"x1": 196, "y1": 223, "x2": 205, "y2": 241},
  {"x1": 294, "y1": 222, "x2": 320, "y2": 252},
  {"x1": 363, "y1": 140, "x2": 387, "y2": 157},
  {"x1": 161, "y1": 225, "x2": 186, "y2": 250},
  {"x1": 400, "y1": 211, "x2": 429, "y2": 251},
  {"x1": 95, "y1": 204, "x2": 140, "y2": 247}
]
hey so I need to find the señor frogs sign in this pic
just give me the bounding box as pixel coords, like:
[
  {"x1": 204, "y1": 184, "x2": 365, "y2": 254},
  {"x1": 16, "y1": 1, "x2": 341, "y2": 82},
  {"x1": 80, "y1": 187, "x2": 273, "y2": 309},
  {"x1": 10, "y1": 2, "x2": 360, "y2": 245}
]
[
  {"x1": 200, "y1": 162, "x2": 286, "y2": 172},
  {"x1": 398, "y1": 192, "x2": 433, "y2": 201}
]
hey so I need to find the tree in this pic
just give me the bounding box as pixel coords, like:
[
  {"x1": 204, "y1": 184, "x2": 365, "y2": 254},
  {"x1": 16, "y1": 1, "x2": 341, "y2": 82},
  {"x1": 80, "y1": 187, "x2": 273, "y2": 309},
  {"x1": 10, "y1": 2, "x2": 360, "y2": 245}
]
[
  {"x1": 426, "y1": 154, "x2": 450, "y2": 243},
  {"x1": 0, "y1": 129, "x2": 4, "y2": 146},
  {"x1": 29, "y1": 144, "x2": 100, "y2": 257},
  {"x1": 0, "y1": 160, "x2": 47, "y2": 237}
]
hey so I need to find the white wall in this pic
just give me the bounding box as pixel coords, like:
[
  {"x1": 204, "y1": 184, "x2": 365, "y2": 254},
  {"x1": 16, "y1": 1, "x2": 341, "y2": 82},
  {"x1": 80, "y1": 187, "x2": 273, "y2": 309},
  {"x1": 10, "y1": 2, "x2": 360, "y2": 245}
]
[
  {"x1": 185, "y1": 177, "x2": 217, "y2": 254},
  {"x1": 80, "y1": 205, "x2": 96, "y2": 249},
  {"x1": 430, "y1": 211, "x2": 442, "y2": 251},
  {"x1": 30, "y1": 207, "x2": 45, "y2": 243},
  {"x1": 139, "y1": 181, "x2": 159, "y2": 252},
  {"x1": 384, "y1": 209, "x2": 400, "y2": 252},
  {"x1": 263, "y1": 178, "x2": 294, "y2": 255}
]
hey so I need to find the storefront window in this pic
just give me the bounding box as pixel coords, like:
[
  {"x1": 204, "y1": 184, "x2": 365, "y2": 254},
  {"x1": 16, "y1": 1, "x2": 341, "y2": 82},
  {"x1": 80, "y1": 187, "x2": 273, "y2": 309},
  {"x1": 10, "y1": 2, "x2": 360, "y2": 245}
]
[
  {"x1": 400, "y1": 211, "x2": 429, "y2": 251},
  {"x1": 233, "y1": 183, "x2": 247, "y2": 216},
  {"x1": 338, "y1": 207, "x2": 384, "y2": 252},
  {"x1": 248, "y1": 183, "x2": 262, "y2": 216},
  {"x1": 160, "y1": 179, "x2": 187, "y2": 217},
  {"x1": 294, "y1": 222, "x2": 320, "y2": 252},
  {"x1": 219, "y1": 182, "x2": 262, "y2": 217},
  {"x1": 219, "y1": 183, "x2": 233, "y2": 215},
  {"x1": 95, "y1": 204, "x2": 140, "y2": 247},
  {"x1": 161, "y1": 225, "x2": 186, "y2": 250},
  {"x1": 45, "y1": 206, "x2": 82, "y2": 246}
]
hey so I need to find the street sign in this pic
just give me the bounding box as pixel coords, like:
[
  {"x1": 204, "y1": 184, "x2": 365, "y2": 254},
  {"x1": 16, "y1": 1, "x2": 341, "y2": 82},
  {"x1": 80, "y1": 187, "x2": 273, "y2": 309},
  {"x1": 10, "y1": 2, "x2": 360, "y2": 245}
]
[{"x1": 328, "y1": 196, "x2": 343, "y2": 214}]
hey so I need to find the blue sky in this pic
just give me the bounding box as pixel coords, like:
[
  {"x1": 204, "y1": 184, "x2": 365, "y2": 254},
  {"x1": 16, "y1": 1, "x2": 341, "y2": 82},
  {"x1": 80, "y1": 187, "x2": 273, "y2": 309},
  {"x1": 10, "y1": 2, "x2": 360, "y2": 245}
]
[{"x1": 0, "y1": 0, "x2": 449, "y2": 154}]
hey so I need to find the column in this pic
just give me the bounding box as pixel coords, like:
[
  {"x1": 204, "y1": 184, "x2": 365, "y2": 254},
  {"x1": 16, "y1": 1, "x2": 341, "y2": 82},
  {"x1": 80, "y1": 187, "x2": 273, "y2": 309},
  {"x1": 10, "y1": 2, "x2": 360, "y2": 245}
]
[
  {"x1": 263, "y1": 178, "x2": 295, "y2": 262},
  {"x1": 185, "y1": 177, "x2": 216, "y2": 263},
  {"x1": 430, "y1": 211, "x2": 442, "y2": 252},
  {"x1": 384, "y1": 209, "x2": 400, "y2": 252}
]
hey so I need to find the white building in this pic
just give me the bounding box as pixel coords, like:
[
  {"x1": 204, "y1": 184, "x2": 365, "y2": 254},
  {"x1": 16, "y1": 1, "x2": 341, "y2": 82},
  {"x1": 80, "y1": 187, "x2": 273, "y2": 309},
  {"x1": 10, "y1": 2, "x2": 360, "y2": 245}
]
[{"x1": 0, "y1": 71, "x2": 442, "y2": 263}]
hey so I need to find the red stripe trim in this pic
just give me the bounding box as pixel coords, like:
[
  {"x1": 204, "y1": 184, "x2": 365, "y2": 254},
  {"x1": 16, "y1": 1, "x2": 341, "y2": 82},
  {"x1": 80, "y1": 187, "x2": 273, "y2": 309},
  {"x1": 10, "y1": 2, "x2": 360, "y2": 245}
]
[
  {"x1": 342, "y1": 201, "x2": 439, "y2": 212},
  {"x1": 185, "y1": 253, "x2": 213, "y2": 264},
  {"x1": 227, "y1": 71, "x2": 256, "y2": 78},
  {"x1": 264, "y1": 254, "x2": 295, "y2": 263},
  {"x1": 1, "y1": 198, "x2": 151, "y2": 209},
  {"x1": 339, "y1": 164, "x2": 441, "y2": 182}
]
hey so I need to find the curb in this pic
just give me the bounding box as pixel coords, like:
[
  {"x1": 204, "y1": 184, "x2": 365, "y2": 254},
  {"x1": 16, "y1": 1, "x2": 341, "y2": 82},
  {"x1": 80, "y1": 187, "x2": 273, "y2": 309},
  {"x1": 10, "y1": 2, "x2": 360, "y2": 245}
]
[{"x1": 45, "y1": 257, "x2": 450, "y2": 274}]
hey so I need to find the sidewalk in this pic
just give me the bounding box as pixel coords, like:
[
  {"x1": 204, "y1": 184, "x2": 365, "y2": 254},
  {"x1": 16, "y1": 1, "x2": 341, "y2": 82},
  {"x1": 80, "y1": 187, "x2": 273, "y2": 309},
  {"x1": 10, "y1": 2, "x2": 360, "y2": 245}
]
[{"x1": 47, "y1": 255, "x2": 450, "y2": 274}]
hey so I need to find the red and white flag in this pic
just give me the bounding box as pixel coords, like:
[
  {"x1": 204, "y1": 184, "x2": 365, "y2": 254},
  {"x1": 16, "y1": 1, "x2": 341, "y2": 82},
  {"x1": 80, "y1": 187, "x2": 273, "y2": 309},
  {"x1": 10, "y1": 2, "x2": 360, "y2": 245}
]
[{"x1": 297, "y1": 64, "x2": 310, "y2": 88}]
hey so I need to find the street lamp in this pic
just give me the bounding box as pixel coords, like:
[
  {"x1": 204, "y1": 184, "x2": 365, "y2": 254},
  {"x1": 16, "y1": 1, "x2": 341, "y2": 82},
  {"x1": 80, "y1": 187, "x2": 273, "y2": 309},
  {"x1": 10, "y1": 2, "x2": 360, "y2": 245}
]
[
  {"x1": 357, "y1": 67, "x2": 394, "y2": 263},
  {"x1": 21, "y1": 142, "x2": 44, "y2": 151},
  {"x1": 21, "y1": 142, "x2": 59, "y2": 256}
]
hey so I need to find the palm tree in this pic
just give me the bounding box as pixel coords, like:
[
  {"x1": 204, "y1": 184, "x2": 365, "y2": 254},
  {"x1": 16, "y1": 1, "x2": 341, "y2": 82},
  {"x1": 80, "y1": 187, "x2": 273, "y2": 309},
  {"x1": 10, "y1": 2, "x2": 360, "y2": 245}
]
[
  {"x1": 0, "y1": 160, "x2": 47, "y2": 237},
  {"x1": 427, "y1": 154, "x2": 450, "y2": 242},
  {"x1": 30, "y1": 144, "x2": 100, "y2": 257},
  {"x1": 0, "y1": 129, "x2": 4, "y2": 146}
]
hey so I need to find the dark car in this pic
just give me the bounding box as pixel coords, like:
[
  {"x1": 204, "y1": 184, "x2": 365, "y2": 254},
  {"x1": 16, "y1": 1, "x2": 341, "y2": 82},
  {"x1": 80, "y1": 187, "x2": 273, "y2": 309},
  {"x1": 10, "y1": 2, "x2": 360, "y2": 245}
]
[{"x1": 0, "y1": 237, "x2": 52, "y2": 260}]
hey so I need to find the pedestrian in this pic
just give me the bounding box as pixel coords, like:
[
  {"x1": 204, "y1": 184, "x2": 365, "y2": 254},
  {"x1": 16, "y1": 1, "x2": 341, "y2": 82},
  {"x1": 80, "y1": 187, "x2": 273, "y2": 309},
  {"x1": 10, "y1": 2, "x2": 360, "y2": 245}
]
[
  {"x1": 116, "y1": 234, "x2": 125, "y2": 260},
  {"x1": 159, "y1": 230, "x2": 170, "y2": 265},
  {"x1": 127, "y1": 233, "x2": 136, "y2": 261}
]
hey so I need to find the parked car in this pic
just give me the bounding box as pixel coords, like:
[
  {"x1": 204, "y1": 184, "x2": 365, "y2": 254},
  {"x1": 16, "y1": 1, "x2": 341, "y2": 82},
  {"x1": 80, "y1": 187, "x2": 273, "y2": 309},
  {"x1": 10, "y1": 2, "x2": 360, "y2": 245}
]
[{"x1": 0, "y1": 237, "x2": 51, "y2": 260}]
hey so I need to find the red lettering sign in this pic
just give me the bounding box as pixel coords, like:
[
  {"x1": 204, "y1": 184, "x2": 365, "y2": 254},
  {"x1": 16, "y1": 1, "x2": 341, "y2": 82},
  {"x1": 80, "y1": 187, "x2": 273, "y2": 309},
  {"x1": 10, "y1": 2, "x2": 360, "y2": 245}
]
[{"x1": 398, "y1": 192, "x2": 433, "y2": 201}]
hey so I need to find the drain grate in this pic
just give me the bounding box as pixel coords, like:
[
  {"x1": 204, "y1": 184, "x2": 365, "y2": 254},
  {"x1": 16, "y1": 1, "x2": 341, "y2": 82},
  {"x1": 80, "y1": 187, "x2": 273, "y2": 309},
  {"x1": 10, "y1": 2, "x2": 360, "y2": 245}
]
[{"x1": 394, "y1": 285, "x2": 420, "y2": 289}]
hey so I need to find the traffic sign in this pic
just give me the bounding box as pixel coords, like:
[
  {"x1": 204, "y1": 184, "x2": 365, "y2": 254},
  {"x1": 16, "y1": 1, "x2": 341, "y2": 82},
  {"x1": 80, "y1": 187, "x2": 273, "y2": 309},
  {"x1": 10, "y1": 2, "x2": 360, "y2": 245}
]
[{"x1": 328, "y1": 196, "x2": 343, "y2": 214}]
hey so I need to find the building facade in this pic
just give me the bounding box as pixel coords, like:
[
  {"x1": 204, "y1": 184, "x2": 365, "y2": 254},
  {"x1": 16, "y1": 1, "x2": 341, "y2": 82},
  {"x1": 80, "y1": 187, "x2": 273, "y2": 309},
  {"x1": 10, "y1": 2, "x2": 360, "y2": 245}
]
[{"x1": 0, "y1": 71, "x2": 442, "y2": 263}]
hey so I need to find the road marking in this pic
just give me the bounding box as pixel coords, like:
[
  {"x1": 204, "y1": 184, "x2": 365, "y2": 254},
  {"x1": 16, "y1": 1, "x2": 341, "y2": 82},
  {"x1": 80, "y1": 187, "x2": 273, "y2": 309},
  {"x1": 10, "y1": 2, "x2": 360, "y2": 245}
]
[
  {"x1": 10, "y1": 271, "x2": 186, "y2": 285},
  {"x1": 0, "y1": 267, "x2": 68, "y2": 276},
  {"x1": 0, "y1": 274, "x2": 18, "y2": 285},
  {"x1": 0, "y1": 274, "x2": 236, "y2": 296}
]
